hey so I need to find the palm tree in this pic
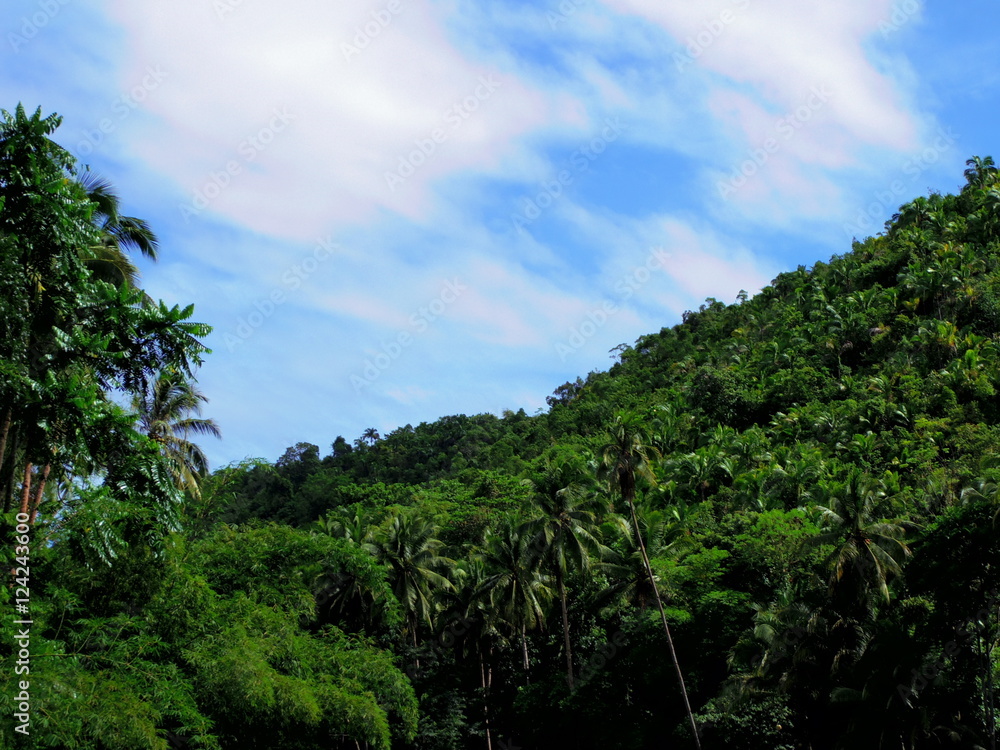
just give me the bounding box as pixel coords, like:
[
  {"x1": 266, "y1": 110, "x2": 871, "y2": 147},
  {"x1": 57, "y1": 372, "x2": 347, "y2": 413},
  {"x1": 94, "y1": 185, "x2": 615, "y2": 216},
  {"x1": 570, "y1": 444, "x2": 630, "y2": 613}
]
[
  {"x1": 437, "y1": 558, "x2": 505, "y2": 750},
  {"x1": 728, "y1": 584, "x2": 816, "y2": 695},
  {"x1": 318, "y1": 505, "x2": 373, "y2": 545},
  {"x1": 812, "y1": 470, "x2": 911, "y2": 605},
  {"x1": 522, "y1": 458, "x2": 607, "y2": 690},
  {"x1": 77, "y1": 171, "x2": 158, "y2": 287},
  {"x1": 367, "y1": 511, "x2": 454, "y2": 653},
  {"x1": 131, "y1": 370, "x2": 221, "y2": 500},
  {"x1": 477, "y1": 519, "x2": 553, "y2": 673},
  {"x1": 598, "y1": 411, "x2": 702, "y2": 750},
  {"x1": 961, "y1": 477, "x2": 999, "y2": 512},
  {"x1": 964, "y1": 155, "x2": 999, "y2": 191},
  {"x1": 599, "y1": 504, "x2": 691, "y2": 613}
]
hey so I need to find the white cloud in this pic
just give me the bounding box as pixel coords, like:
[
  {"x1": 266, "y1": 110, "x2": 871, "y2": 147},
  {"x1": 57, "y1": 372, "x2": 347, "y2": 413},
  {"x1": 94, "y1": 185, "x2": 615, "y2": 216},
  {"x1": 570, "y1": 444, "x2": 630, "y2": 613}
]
[
  {"x1": 106, "y1": 0, "x2": 569, "y2": 239},
  {"x1": 574, "y1": 0, "x2": 928, "y2": 231},
  {"x1": 605, "y1": 0, "x2": 916, "y2": 146},
  {"x1": 653, "y1": 217, "x2": 774, "y2": 303}
]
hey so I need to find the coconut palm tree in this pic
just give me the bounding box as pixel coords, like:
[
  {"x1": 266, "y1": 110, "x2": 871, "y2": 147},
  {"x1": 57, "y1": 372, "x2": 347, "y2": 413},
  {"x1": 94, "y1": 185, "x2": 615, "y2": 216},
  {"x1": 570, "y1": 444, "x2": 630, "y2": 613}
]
[
  {"x1": 728, "y1": 583, "x2": 817, "y2": 696},
  {"x1": 522, "y1": 458, "x2": 607, "y2": 690},
  {"x1": 131, "y1": 370, "x2": 221, "y2": 500},
  {"x1": 367, "y1": 511, "x2": 454, "y2": 652},
  {"x1": 812, "y1": 469, "x2": 911, "y2": 605},
  {"x1": 318, "y1": 505, "x2": 373, "y2": 545},
  {"x1": 77, "y1": 171, "x2": 158, "y2": 287},
  {"x1": 599, "y1": 504, "x2": 691, "y2": 613},
  {"x1": 964, "y1": 155, "x2": 999, "y2": 191},
  {"x1": 477, "y1": 519, "x2": 553, "y2": 674},
  {"x1": 598, "y1": 410, "x2": 702, "y2": 750},
  {"x1": 437, "y1": 558, "x2": 505, "y2": 750}
]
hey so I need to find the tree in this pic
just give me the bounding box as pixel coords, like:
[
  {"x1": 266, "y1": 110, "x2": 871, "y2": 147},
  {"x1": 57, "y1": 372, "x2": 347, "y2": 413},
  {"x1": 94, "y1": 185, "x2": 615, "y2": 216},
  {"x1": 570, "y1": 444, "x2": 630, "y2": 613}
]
[
  {"x1": 598, "y1": 410, "x2": 702, "y2": 749},
  {"x1": 477, "y1": 519, "x2": 553, "y2": 673},
  {"x1": 0, "y1": 104, "x2": 98, "y2": 515},
  {"x1": 131, "y1": 370, "x2": 221, "y2": 500},
  {"x1": 522, "y1": 456, "x2": 606, "y2": 690},
  {"x1": 0, "y1": 105, "x2": 210, "y2": 523},
  {"x1": 319, "y1": 504, "x2": 373, "y2": 545},
  {"x1": 812, "y1": 469, "x2": 911, "y2": 605},
  {"x1": 367, "y1": 511, "x2": 454, "y2": 652},
  {"x1": 599, "y1": 503, "x2": 691, "y2": 613},
  {"x1": 436, "y1": 557, "x2": 506, "y2": 750},
  {"x1": 76, "y1": 171, "x2": 158, "y2": 288},
  {"x1": 964, "y1": 155, "x2": 999, "y2": 191}
]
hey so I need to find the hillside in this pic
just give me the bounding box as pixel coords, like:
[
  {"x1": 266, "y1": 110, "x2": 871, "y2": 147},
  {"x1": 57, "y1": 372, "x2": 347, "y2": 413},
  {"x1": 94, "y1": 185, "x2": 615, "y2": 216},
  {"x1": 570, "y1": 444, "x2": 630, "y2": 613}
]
[
  {"x1": 225, "y1": 157, "x2": 1000, "y2": 533},
  {"x1": 5, "y1": 103, "x2": 1000, "y2": 750},
  {"x1": 199, "y1": 157, "x2": 1000, "y2": 749}
]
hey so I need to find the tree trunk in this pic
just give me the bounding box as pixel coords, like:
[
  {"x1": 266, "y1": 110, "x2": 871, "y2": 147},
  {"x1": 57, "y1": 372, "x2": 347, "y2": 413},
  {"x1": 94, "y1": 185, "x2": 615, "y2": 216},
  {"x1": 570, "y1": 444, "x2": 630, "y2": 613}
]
[
  {"x1": 0, "y1": 406, "x2": 12, "y2": 483},
  {"x1": 17, "y1": 462, "x2": 33, "y2": 518},
  {"x1": 557, "y1": 568, "x2": 575, "y2": 690},
  {"x1": 1, "y1": 425, "x2": 19, "y2": 514},
  {"x1": 521, "y1": 624, "x2": 529, "y2": 674},
  {"x1": 412, "y1": 621, "x2": 420, "y2": 672},
  {"x1": 479, "y1": 651, "x2": 493, "y2": 750},
  {"x1": 28, "y1": 462, "x2": 51, "y2": 525},
  {"x1": 626, "y1": 493, "x2": 702, "y2": 750}
]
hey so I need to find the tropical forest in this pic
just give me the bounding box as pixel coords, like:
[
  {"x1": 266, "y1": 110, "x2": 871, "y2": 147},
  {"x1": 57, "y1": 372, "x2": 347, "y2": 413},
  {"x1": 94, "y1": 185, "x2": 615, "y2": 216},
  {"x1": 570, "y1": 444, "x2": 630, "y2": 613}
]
[{"x1": 5, "y1": 104, "x2": 1000, "y2": 750}]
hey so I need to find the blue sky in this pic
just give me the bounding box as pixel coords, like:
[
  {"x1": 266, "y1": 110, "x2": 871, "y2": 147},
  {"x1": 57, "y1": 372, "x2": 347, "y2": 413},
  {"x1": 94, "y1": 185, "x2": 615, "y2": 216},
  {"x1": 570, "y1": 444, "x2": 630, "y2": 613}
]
[{"x1": 3, "y1": 0, "x2": 998, "y2": 469}]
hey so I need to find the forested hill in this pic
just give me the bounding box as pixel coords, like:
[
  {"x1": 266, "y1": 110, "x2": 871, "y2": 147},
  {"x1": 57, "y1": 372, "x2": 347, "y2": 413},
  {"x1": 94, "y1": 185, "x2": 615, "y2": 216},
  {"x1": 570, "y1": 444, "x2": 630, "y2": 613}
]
[
  {"x1": 8, "y1": 102, "x2": 1000, "y2": 750},
  {"x1": 188, "y1": 157, "x2": 1000, "y2": 748},
  {"x1": 220, "y1": 156, "x2": 1000, "y2": 533}
]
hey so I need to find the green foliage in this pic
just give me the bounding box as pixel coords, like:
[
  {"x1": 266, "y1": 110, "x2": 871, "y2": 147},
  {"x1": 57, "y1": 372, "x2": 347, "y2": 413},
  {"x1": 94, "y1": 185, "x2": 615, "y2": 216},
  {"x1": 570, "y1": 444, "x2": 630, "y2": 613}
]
[{"x1": 696, "y1": 694, "x2": 797, "y2": 749}]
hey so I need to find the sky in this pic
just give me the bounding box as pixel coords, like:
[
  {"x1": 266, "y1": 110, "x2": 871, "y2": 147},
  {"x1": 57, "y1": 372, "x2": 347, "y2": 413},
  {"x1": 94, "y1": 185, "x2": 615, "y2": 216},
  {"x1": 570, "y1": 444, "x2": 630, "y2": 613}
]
[{"x1": 3, "y1": 0, "x2": 999, "y2": 469}]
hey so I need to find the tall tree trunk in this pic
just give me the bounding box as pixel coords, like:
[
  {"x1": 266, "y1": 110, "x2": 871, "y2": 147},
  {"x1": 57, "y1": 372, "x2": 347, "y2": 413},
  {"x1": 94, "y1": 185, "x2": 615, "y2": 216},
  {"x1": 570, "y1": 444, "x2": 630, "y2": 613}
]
[
  {"x1": 479, "y1": 651, "x2": 493, "y2": 750},
  {"x1": 1, "y1": 425, "x2": 19, "y2": 514},
  {"x1": 626, "y1": 492, "x2": 702, "y2": 750},
  {"x1": 0, "y1": 406, "x2": 12, "y2": 482},
  {"x1": 28, "y1": 462, "x2": 51, "y2": 525},
  {"x1": 412, "y1": 621, "x2": 420, "y2": 672},
  {"x1": 17, "y1": 461, "x2": 33, "y2": 517},
  {"x1": 557, "y1": 568, "x2": 575, "y2": 690},
  {"x1": 521, "y1": 624, "x2": 529, "y2": 674}
]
